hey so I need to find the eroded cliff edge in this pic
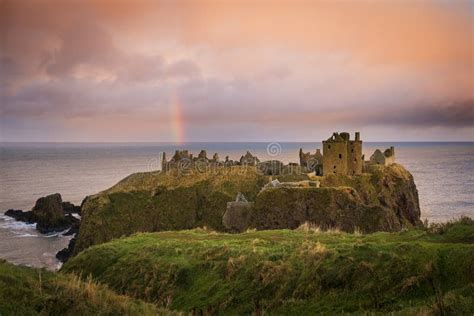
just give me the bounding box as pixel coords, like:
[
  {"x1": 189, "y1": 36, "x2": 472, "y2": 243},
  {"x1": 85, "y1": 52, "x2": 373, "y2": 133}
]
[{"x1": 73, "y1": 163, "x2": 421, "y2": 255}]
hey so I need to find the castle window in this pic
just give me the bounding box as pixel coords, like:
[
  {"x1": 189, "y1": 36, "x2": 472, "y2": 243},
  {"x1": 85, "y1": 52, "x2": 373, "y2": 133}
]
[
  {"x1": 339, "y1": 154, "x2": 342, "y2": 159},
  {"x1": 328, "y1": 145, "x2": 331, "y2": 149},
  {"x1": 333, "y1": 165, "x2": 336, "y2": 169}
]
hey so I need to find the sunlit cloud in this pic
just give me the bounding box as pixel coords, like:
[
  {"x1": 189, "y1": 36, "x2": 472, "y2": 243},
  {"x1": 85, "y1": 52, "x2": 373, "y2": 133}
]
[{"x1": 1, "y1": 0, "x2": 473, "y2": 142}]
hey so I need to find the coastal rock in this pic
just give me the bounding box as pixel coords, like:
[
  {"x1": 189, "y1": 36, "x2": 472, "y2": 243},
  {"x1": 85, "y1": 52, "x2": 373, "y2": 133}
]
[
  {"x1": 4, "y1": 195, "x2": 82, "y2": 236},
  {"x1": 4, "y1": 209, "x2": 35, "y2": 223},
  {"x1": 56, "y1": 237, "x2": 76, "y2": 263},
  {"x1": 63, "y1": 215, "x2": 81, "y2": 236},
  {"x1": 62, "y1": 201, "x2": 81, "y2": 215},
  {"x1": 32, "y1": 193, "x2": 72, "y2": 234}
]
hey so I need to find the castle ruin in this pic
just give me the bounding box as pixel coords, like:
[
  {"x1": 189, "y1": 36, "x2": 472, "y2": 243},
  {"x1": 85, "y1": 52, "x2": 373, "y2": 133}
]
[
  {"x1": 322, "y1": 132, "x2": 363, "y2": 175},
  {"x1": 369, "y1": 146, "x2": 395, "y2": 166},
  {"x1": 162, "y1": 132, "x2": 396, "y2": 176}
]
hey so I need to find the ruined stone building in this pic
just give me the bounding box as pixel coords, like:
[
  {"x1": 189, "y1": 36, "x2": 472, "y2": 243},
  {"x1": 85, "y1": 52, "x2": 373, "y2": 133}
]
[
  {"x1": 161, "y1": 149, "x2": 262, "y2": 171},
  {"x1": 369, "y1": 147, "x2": 395, "y2": 166},
  {"x1": 240, "y1": 151, "x2": 260, "y2": 166},
  {"x1": 322, "y1": 132, "x2": 363, "y2": 175},
  {"x1": 299, "y1": 148, "x2": 323, "y2": 175}
]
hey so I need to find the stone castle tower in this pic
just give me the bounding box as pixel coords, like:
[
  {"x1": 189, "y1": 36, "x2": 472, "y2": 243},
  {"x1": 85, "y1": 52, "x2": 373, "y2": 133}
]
[{"x1": 322, "y1": 132, "x2": 363, "y2": 175}]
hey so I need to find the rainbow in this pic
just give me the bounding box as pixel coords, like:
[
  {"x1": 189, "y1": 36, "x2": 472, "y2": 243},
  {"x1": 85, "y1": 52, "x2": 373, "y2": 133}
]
[{"x1": 170, "y1": 92, "x2": 184, "y2": 144}]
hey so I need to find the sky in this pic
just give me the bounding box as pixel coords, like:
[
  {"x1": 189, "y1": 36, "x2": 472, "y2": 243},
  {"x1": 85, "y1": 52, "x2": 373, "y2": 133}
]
[{"x1": 1, "y1": 0, "x2": 473, "y2": 142}]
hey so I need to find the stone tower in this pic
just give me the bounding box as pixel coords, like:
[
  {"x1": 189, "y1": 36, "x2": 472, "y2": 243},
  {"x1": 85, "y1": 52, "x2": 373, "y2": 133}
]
[{"x1": 322, "y1": 132, "x2": 363, "y2": 175}]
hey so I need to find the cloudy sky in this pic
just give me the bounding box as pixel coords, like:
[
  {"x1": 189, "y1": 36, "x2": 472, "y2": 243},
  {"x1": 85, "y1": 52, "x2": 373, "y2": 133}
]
[{"x1": 1, "y1": 0, "x2": 473, "y2": 142}]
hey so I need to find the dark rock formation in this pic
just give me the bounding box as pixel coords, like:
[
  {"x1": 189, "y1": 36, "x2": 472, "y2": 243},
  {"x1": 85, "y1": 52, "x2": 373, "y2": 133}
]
[
  {"x1": 62, "y1": 201, "x2": 81, "y2": 215},
  {"x1": 56, "y1": 237, "x2": 76, "y2": 263},
  {"x1": 4, "y1": 193, "x2": 81, "y2": 234},
  {"x1": 32, "y1": 193, "x2": 71, "y2": 234},
  {"x1": 63, "y1": 215, "x2": 81, "y2": 236},
  {"x1": 4, "y1": 209, "x2": 35, "y2": 223}
]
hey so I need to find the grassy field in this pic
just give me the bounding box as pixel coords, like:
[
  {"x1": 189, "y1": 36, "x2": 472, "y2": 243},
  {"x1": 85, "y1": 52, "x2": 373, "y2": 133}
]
[
  {"x1": 63, "y1": 218, "x2": 474, "y2": 315},
  {"x1": 0, "y1": 260, "x2": 174, "y2": 315}
]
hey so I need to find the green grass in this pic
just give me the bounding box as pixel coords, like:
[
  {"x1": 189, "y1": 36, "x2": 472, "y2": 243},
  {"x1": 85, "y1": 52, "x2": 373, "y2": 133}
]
[
  {"x1": 0, "y1": 260, "x2": 175, "y2": 316},
  {"x1": 63, "y1": 218, "x2": 474, "y2": 315}
]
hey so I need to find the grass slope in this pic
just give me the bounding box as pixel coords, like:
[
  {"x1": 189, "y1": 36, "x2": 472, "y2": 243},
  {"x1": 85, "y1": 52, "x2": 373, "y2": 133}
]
[
  {"x1": 63, "y1": 218, "x2": 474, "y2": 315},
  {"x1": 0, "y1": 260, "x2": 174, "y2": 315}
]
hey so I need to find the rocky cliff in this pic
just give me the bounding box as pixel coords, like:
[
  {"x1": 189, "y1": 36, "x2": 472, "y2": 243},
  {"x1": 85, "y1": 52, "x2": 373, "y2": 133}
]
[
  {"x1": 73, "y1": 164, "x2": 421, "y2": 255},
  {"x1": 247, "y1": 163, "x2": 421, "y2": 233}
]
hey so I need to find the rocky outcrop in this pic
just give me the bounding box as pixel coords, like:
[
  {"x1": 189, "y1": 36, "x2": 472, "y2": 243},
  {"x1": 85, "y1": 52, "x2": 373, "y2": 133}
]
[
  {"x1": 245, "y1": 163, "x2": 421, "y2": 233},
  {"x1": 56, "y1": 237, "x2": 76, "y2": 262},
  {"x1": 4, "y1": 209, "x2": 35, "y2": 223},
  {"x1": 4, "y1": 193, "x2": 81, "y2": 234}
]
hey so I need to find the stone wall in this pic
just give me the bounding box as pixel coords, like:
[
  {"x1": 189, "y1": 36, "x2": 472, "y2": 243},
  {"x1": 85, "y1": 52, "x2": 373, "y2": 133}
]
[{"x1": 323, "y1": 133, "x2": 349, "y2": 175}]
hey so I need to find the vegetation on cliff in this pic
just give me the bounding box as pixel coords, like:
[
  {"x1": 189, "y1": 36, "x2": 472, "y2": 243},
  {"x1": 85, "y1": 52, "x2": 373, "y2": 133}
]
[
  {"x1": 63, "y1": 218, "x2": 474, "y2": 315},
  {"x1": 0, "y1": 260, "x2": 173, "y2": 315},
  {"x1": 75, "y1": 164, "x2": 421, "y2": 254},
  {"x1": 74, "y1": 167, "x2": 268, "y2": 254}
]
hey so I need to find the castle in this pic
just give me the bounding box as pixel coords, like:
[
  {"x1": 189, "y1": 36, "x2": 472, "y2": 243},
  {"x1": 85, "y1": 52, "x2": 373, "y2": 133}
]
[
  {"x1": 323, "y1": 132, "x2": 363, "y2": 175},
  {"x1": 162, "y1": 132, "x2": 395, "y2": 176}
]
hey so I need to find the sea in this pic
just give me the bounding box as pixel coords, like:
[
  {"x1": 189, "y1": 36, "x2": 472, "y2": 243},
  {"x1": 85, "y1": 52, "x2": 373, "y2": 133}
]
[{"x1": 1, "y1": 142, "x2": 473, "y2": 270}]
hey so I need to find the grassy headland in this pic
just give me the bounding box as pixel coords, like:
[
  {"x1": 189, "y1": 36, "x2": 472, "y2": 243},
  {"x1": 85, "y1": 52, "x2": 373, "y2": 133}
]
[
  {"x1": 63, "y1": 217, "x2": 474, "y2": 315},
  {"x1": 75, "y1": 164, "x2": 421, "y2": 254}
]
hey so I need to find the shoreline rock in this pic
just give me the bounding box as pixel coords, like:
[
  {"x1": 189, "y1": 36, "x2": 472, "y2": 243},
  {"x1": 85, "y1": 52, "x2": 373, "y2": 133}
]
[
  {"x1": 56, "y1": 237, "x2": 76, "y2": 262},
  {"x1": 4, "y1": 209, "x2": 35, "y2": 223},
  {"x1": 4, "y1": 193, "x2": 81, "y2": 234}
]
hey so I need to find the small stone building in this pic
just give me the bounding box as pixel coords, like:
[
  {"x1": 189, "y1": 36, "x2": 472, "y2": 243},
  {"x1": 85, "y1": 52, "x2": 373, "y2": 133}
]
[
  {"x1": 240, "y1": 151, "x2": 260, "y2": 166},
  {"x1": 369, "y1": 146, "x2": 395, "y2": 166}
]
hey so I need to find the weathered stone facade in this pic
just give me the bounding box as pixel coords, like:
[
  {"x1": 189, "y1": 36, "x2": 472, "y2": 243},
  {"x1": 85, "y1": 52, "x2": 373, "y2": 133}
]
[
  {"x1": 322, "y1": 132, "x2": 363, "y2": 175},
  {"x1": 162, "y1": 149, "x2": 262, "y2": 171},
  {"x1": 161, "y1": 132, "x2": 395, "y2": 177},
  {"x1": 369, "y1": 146, "x2": 395, "y2": 166},
  {"x1": 299, "y1": 148, "x2": 323, "y2": 175}
]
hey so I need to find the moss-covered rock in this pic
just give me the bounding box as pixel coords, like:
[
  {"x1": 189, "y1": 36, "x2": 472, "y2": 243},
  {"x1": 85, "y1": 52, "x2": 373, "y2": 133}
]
[{"x1": 74, "y1": 164, "x2": 421, "y2": 254}]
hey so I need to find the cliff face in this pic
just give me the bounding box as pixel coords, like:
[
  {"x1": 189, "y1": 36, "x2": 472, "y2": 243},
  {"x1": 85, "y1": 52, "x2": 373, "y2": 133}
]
[
  {"x1": 74, "y1": 164, "x2": 421, "y2": 254},
  {"x1": 74, "y1": 168, "x2": 268, "y2": 254},
  {"x1": 249, "y1": 164, "x2": 421, "y2": 233}
]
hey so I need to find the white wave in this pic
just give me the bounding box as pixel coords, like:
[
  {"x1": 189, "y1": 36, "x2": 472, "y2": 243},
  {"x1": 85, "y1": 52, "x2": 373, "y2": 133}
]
[
  {"x1": 43, "y1": 232, "x2": 61, "y2": 238},
  {"x1": 15, "y1": 233, "x2": 39, "y2": 238},
  {"x1": 0, "y1": 215, "x2": 37, "y2": 231},
  {"x1": 71, "y1": 213, "x2": 81, "y2": 220}
]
